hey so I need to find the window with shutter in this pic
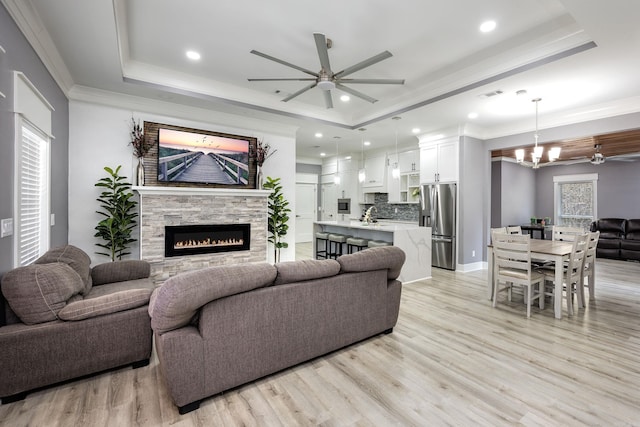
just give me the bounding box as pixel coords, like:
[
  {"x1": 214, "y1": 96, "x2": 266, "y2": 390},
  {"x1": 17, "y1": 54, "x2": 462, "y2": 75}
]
[{"x1": 13, "y1": 71, "x2": 53, "y2": 267}]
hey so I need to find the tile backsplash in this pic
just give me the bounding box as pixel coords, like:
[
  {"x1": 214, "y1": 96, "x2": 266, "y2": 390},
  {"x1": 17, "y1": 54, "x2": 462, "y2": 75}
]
[{"x1": 362, "y1": 193, "x2": 419, "y2": 222}]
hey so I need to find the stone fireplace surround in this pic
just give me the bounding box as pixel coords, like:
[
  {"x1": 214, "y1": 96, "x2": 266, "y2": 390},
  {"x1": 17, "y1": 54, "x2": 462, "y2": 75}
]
[{"x1": 134, "y1": 186, "x2": 269, "y2": 284}]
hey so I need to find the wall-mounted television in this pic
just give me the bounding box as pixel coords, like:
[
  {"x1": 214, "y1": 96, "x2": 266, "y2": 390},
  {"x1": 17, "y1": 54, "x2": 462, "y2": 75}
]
[{"x1": 156, "y1": 124, "x2": 256, "y2": 187}]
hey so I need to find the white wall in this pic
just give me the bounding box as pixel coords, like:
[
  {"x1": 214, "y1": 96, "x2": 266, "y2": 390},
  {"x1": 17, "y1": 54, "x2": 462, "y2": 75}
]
[{"x1": 68, "y1": 100, "x2": 297, "y2": 265}]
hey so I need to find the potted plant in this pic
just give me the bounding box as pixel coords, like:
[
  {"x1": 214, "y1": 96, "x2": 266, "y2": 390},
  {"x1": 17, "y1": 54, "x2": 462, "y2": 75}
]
[
  {"x1": 94, "y1": 165, "x2": 138, "y2": 261},
  {"x1": 263, "y1": 176, "x2": 290, "y2": 263}
]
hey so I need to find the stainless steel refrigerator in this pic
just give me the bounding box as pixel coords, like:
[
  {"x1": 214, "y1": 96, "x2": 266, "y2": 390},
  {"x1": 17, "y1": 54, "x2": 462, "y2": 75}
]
[{"x1": 419, "y1": 183, "x2": 457, "y2": 270}]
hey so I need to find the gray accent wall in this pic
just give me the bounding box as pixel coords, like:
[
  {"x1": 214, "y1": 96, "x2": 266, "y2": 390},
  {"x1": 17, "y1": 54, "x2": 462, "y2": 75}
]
[
  {"x1": 534, "y1": 160, "x2": 640, "y2": 220},
  {"x1": 0, "y1": 4, "x2": 69, "y2": 275}
]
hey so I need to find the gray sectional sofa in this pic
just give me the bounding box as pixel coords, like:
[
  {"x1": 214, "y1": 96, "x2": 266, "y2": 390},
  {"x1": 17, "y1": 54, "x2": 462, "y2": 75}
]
[
  {"x1": 0, "y1": 245, "x2": 156, "y2": 403},
  {"x1": 149, "y1": 245, "x2": 406, "y2": 414}
]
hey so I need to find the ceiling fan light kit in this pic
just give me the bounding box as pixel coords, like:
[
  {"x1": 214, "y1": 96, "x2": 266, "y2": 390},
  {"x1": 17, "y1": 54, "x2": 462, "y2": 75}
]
[
  {"x1": 591, "y1": 144, "x2": 606, "y2": 165},
  {"x1": 249, "y1": 33, "x2": 405, "y2": 109}
]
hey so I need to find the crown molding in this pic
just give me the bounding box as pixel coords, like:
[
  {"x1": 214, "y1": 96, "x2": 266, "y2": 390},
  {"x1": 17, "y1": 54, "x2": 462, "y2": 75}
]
[
  {"x1": 68, "y1": 85, "x2": 299, "y2": 138},
  {"x1": 1, "y1": 0, "x2": 74, "y2": 96}
]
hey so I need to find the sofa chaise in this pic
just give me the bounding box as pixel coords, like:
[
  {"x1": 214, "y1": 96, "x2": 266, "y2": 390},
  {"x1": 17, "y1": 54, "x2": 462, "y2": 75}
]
[
  {"x1": 0, "y1": 245, "x2": 156, "y2": 403},
  {"x1": 149, "y1": 245, "x2": 406, "y2": 414}
]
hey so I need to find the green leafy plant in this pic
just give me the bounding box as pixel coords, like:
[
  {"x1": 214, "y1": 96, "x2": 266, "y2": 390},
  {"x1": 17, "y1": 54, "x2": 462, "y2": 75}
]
[
  {"x1": 263, "y1": 176, "x2": 291, "y2": 263},
  {"x1": 94, "y1": 165, "x2": 138, "y2": 261}
]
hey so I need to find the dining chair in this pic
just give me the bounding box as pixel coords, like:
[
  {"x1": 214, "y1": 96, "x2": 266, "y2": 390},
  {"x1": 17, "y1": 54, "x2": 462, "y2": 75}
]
[
  {"x1": 491, "y1": 231, "x2": 544, "y2": 318},
  {"x1": 507, "y1": 226, "x2": 522, "y2": 235},
  {"x1": 580, "y1": 230, "x2": 600, "y2": 306},
  {"x1": 551, "y1": 225, "x2": 584, "y2": 242},
  {"x1": 538, "y1": 225, "x2": 585, "y2": 267},
  {"x1": 539, "y1": 233, "x2": 589, "y2": 316},
  {"x1": 491, "y1": 227, "x2": 507, "y2": 242}
]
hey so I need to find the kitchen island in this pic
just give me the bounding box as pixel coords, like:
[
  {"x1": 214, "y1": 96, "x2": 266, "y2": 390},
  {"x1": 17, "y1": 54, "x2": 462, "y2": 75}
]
[{"x1": 314, "y1": 220, "x2": 432, "y2": 282}]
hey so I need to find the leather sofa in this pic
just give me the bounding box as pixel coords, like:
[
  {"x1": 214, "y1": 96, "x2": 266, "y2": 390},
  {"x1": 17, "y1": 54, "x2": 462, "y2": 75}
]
[
  {"x1": 149, "y1": 245, "x2": 406, "y2": 414},
  {"x1": 590, "y1": 218, "x2": 640, "y2": 261},
  {"x1": 0, "y1": 245, "x2": 156, "y2": 403}
]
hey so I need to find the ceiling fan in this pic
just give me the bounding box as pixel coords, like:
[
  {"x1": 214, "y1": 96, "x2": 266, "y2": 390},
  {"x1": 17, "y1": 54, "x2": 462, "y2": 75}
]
[
  {"x1": 559, "y1": 143, "x2": 640, "y2": 166},
  {"x1": 248, "y1": 33, "x2": 405, "y2": 109}
]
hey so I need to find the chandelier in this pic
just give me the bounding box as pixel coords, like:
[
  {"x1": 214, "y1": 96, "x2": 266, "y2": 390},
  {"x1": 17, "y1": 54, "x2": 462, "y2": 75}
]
[{"x1": 515, "y1": 98, "x2": 561, "y2": 168}]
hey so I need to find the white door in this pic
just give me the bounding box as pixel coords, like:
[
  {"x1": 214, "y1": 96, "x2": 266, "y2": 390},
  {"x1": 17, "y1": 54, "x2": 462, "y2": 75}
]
[
  {"x1": 320, "y1": 183, "x2": 337, "y2": 221},
  {"x1": 295, "y1": 183, "x2": 317, "y2": 242}
]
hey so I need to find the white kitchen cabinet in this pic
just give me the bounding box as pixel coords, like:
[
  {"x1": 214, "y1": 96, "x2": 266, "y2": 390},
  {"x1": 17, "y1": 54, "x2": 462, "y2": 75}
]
[
  {"x1": 362, "y1": 155, "x2": 387, "y2": 190},
  {"x1": 399, "y1": 150, "x2": 419, "y2": 173},
  {"x1": 419, "y1": 139, "x2": 458, "y2": 183}
]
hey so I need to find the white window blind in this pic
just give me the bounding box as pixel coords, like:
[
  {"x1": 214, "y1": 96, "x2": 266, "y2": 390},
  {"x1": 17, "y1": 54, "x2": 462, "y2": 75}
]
[{"x1": 17, "y1": 121, "x2": 50, "y2": 266}]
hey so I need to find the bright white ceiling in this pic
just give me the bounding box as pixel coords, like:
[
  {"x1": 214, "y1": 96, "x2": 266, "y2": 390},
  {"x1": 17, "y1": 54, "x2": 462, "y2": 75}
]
[{"x1": 7, "y1": 0, "x2": 640, "y2": 159}]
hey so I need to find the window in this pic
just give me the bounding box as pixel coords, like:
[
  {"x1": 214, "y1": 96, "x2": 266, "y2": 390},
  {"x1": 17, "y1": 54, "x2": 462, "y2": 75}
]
[
  {"x1": 16, "y1": 121, "x2": 50, "y2": 266},
  {"x1": 13, "y1": 71, "x2": 54, "y2": 267},
  {"x1": 553, "y1": 174, "x2": 598, "y2": 230}
]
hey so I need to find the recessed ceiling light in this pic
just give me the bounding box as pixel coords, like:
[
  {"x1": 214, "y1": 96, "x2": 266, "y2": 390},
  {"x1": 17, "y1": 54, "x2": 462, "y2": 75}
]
[
  {"x1": 468, "y1": 112, "x2": 479, "y2": 119},
  {"x1": 340, "y1": 95, "x2": 350, "y2": 102},
  {"x1": 315, "y1": 132, "x2": 323, "y2": 138},
  {"x1": 364, "y1": 141, "x2": 371, "y2": 146},
  {"x1": 412, "y1": 128, "x2": 421, "y2": 134},
  {"x1": 320, "y1": 152, "x2": 326, "y2": 157},
  {"x1": 480, "y1": 20, "x2": 496, "y2": 33},
  {"x1": 186, "y1": 50, "x2": 201, "y2": 60},
  {"x1": 345, "y1": 156, "x2": 352, "y2": 160}
]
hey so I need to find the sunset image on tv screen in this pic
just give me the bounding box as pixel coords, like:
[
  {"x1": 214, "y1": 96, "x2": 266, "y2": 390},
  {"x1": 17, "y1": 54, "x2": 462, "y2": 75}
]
[{"x1": 157, "y1": 128, "x2": 250, "y2": 185}]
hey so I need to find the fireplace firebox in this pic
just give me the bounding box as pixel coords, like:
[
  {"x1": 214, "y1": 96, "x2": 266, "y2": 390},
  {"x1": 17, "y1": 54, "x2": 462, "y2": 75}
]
[{"x1": 165, "y1": 224, "x2": 251, "y2": 257}]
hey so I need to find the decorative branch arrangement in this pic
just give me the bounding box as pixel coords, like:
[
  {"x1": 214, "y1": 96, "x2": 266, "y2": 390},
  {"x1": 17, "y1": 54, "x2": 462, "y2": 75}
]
[
  {"x1": 129, "y1": 117, "x2": 153, "y2": 158},
  {"x1": 255, "y1": 139, "x2": 277, "y2": 167}
]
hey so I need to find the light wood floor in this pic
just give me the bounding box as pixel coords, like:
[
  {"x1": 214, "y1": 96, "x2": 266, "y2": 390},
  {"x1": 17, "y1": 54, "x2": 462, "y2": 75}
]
[{"x1": 1, "y1": 255, "x2": 639, "y2": 426}]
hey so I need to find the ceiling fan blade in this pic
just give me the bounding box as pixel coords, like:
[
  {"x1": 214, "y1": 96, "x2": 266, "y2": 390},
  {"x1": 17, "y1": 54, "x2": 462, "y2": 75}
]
[
  {"x1": 335, "y1": 83, "x2": 377, "y2": 103},
  {"x1": 323, "y1": 90, "x2": 333, "y2": 109},
  {"x1": 609, "y1": 153, "x2": 639, "y2": 161},
  {"x1": 313, "y1": 33, "x2": 332, "y2": 74},
  {"x1": 334, "y1": 51, "x2": 393, "y2": 79},
  {"x1": 250, "y1": 50, "x2": 319, "y2": 77},
  {"x1": 281, "y1": 82, "x2": 318, "y2": 102},
  {"x1": 338, "y1": 78, "x2": 405, "y2": 85},
  {"x1": 248, "y1": 78, "x2": 317, "y2": 82}
]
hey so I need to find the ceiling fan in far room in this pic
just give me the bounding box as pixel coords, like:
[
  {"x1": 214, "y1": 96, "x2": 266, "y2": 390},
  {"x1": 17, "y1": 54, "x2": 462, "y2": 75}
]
[
  {"x1": 248, "y1": 33, "x2": 405, "y2": 109},
  {"x1": 562, "y1": 143, "x2": 640, "y2": 166}
]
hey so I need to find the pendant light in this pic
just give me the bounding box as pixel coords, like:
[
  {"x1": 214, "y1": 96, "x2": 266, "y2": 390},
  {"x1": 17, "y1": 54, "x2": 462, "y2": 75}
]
[
  {"x1": 531, "y1": 98, "x2": 543, "y2": 168},
  {"x1": 392, "y1": 116, "x2": 401, "y2": 179},
  {"x1": 515, "y1": 98, "x2": 560, "y2": 167},
  {"x1": 334, "y1": 138, "x2": 341, "y2": 185},
  {"x1": 358, "y1": 128, "x2": 366, "y2": 183}
]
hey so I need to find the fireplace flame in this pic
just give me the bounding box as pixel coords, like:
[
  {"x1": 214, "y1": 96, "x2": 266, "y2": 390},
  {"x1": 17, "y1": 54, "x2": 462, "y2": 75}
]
[{"x1": 174, "y1": 237, "x2": 244, "y2": 250}]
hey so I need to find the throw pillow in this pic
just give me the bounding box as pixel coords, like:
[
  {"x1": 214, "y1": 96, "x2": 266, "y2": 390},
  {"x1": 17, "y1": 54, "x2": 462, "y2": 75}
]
[
  {"x1": 35, "y1": 245, "x2": 93, "y2": 295},
  {"x1": 1, "y1": 262, "x2": 85, "y2": 325}
]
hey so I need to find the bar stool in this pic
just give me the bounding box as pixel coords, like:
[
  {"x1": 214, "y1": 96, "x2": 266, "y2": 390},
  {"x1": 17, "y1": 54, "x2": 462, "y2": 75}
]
[
  {"x1": 346, "y1": 237, "x2": 369, "y2": 254},
  {"x1": 315, "y1": 232, "x2": 329, "y2": 259},
  {"x1": 328, "y1": 234, "x2": 351, "y2": 259},
  {"x1": 368, "y1": 240, "x2": 391, "y2": 248}
]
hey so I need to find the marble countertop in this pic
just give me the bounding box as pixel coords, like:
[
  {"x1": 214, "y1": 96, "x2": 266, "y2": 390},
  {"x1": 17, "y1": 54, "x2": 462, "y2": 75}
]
[{"x1": 315, "y1": 220, "x2": 423, "y2": 232}]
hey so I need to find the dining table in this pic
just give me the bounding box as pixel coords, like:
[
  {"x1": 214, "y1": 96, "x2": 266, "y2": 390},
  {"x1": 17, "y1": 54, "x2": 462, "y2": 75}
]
[{"x1": 487, "y1": 238, "x2": 574, "y2": 319}]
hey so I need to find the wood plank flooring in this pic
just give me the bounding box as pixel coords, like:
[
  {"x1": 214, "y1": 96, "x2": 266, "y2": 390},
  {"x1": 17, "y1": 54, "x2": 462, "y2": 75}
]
[{"x1": 1, "y1": 255, "x2": 639, "y2": 426}]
